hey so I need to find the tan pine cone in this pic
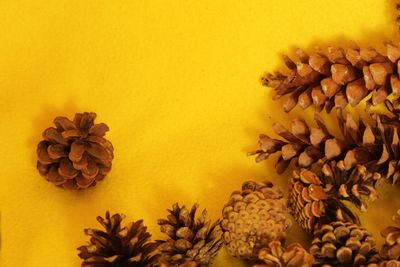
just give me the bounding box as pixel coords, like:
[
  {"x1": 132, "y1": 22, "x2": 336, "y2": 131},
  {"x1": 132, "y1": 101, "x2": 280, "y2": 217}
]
[
  {"x1": 310, "y1": 221, "x2": 380, "y2": 266},
  {"x1": 263, "y1": 42, "x2": 400, "y2": 113},
  {"x1": 380, "y1": 209, "x2": 400, "y2": 260},
  {"x1": 221, "y1": 181, "x2": 292, "y2": 260},
  {"x1": 250, "y1": 103, "x2": 400, "y2": 184},
  {"x1": 368, "y1": 260, "x2": 400, "y2": 267},
  {"x1": 157, "y1": 203, "x2": 222, "y2": 266},
  {"x1": 36, "y1": 112, "x2": 113, "y2": 190},
  {"x1": 289, "y1": 162, "x2": 379, "y2": 233},
  {"x1": 252, "y1": 240, "x2": 315, "y2": 267},
  {"x1": 77, "y1": 212, "x2": 159, "y2": 267}
]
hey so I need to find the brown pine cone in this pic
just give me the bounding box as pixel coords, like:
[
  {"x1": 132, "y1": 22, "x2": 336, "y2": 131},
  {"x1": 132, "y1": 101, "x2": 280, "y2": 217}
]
[
  {"x1": 250, "y1": 104, "x2": 400, "y2": 184},
  {"x1": 252, "y1": 240, "x2": 315, "y2": 267},
  {"x1": 380, "y1": 209, "x2": 400, "y2": 260},
  {"x1": 36, "y1": 112, "x2": 113, "y2": 190},
  {"x1": 263, "y1": 42, "x2": 400, "y2": 113},
  {"x1": 221, "y1": 181, "x2": 292, "y2": 260},
  {"x1": 77, "y1": 211, "x2": 159, "y2": 267},
  {"x1": 288, "y1": 162, "x2": 379, "y2": 233},
  {"x1": 310, "y1": 221, "x2": 380, "y2": 266},
  {"x1": 368, "y1": 260, "x2": 400, "y2": 267},
  {"x1": 157, "y1": 203, "x2": 222, "y2": 266}
]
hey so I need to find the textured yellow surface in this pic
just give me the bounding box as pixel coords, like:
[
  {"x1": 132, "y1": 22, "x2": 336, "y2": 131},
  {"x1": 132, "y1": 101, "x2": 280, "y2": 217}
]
[{"x1": 1, "y1": 0, "x2": 400, "y2": 266}]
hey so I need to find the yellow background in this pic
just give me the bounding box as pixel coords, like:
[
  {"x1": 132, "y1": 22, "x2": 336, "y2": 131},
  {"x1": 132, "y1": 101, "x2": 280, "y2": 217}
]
[{"x1": 1, "y1": 0, "x2": 400, "y2": 266}]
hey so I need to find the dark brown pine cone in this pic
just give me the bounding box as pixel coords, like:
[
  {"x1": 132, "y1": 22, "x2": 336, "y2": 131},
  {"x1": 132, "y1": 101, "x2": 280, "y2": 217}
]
[
  {"x1": 157, "y1": 203, "x2": 223, "y2": 266},
  {"x1": 250, "y1": 103, "x2": 400, "y2": 184},
  {"x1": 36, "y1": 112, "x2": 113, "y2": 190},
  {"x1": 77, "y1": 211, "x2": 159, "y2": 267},
  {"x1": 310, "y1": 221, "x2": 380, "y2": 266},
  {"x1": 263, "y1": 42, "x2": 400, "y2": 113},
  {"x1": 288, "y1": 161, "x2": 379, "y2": 233},
  {"x1": 252, "y1": 240, "x2": 315, "y2": 267},
  {"x1": 221, "y1": 181, "x2": 292, "y2": 260},
  {"x1": 380, "y1": 209, "x2": 400, "y2": 261}
]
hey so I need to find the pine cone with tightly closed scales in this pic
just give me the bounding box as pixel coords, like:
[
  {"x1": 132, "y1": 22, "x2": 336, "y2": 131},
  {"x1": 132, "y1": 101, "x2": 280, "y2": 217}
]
[
  {"x1": 221, "y1": 180, "x2": 292, "y2": 260},
  {"x1": 36, "y1": 112, "x2": 113, "y2": 190},
  {"x1": 252, "y1": 240, "x2": 315, "y2": 267},
  {"x1": 77, "y1": 211, "x2": 159, "y2": 267},
  {"x1": 288, "y1": 162, "x2": 380, "y2": 233},
  {"x1": 310, "y1": 221, "x2": 380, "y2": 266},
  {"x1": 157, "y1": 203, "x2": 223, "y2": 267},
  {"x1": 263, "y1": 42, "x2": 400, "y2": 113}
]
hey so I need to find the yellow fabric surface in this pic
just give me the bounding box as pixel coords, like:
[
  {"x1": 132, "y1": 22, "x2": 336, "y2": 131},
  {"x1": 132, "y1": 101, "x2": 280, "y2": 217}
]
[{"x1": 1, "y1": 0, "x2": 400, "y2": 266}]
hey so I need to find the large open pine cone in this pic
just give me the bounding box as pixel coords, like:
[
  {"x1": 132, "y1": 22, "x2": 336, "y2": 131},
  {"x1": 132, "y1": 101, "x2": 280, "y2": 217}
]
[
  {"x1": 310, "y1": 221, "x2": 379, "y2": 266},
  {"x1": 77, "y1": 211, "x2": 159, "y2": 267},
  {"x1": 289, "y1": 162, "x2": 379, "y2": 233},
  {"x1": 252, "y1": 240, "x2": 314, "y2": 267},
  {"x1": 36, "y1": 112, "x2": 113, "y2": 190},
  {"x1": 250, "y1": 102, "x2": 400, "y2": 185},
  {"x1": 157, "y1": 203, "x2": 223, "y2": 266},
  {"x1": 381, "y1": 209, "x2": 400, "y2": 260},
  {"x1": 221, "y1": 181, "x2": 292, "y2": 260},
  {"x1": 263, "y1": 42, "x2": 400, "y2": 113}
]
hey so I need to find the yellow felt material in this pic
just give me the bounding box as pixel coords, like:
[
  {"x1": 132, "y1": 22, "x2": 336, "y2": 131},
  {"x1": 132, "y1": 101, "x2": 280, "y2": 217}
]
[{"x1": 1, "y1": 0, "x2": 400, "y2": 266}]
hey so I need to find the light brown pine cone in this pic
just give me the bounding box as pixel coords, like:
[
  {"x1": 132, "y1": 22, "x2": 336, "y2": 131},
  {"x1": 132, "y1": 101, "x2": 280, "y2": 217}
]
[
  {"x1": 221, "y1": 181, "x2": 292, "y2": 260},
  {"x1": 252, "y1": 240, "x2": 314, "y2": 267},
  {"x1": 263, "y1": 43, "x2": 400, "y2": 113}
]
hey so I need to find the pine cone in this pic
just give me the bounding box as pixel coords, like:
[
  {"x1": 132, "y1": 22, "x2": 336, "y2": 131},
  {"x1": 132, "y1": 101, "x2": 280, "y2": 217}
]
[
  {"x1": 221, "y1": 181, "x2": 292, "y2": 260},
  {"x1": 157, "y1": 203, "x2": 223, "y2": 266},
  {"x1": 36, "y1": 112, "x2": 114, "y2": 190},
  {"x1": 77, "y1": 212, "x2": 159, "y2": 267},
  {"x1": 369, "y1": 260, "x2": 400, "y2": 267},
  {"x1": 310, "y1": 221, "x2": 380, "y2": 266},
  {"x1": 250, "y1": 104, "x2": 400, "y2": 184},
  {"x1": 289, "y1": 162, "x2": 379, "y2": 233},
  {"x1": 263, "y1": 42, "x2": 400, "y2": 113},
  {"x1": 381, "y1": 209, "x2": 400, "y2": 260},
  {"x1": 252, "y1": 240, "x2": 315, "y2": 267}
]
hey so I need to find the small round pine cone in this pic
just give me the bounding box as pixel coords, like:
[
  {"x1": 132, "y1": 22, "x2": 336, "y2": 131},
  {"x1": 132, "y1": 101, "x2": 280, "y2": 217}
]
[
  {"x1": 157, "y1": 203, "x2": 223, "y2": 267},
  {"x1": 252, "y1": 240, "x2": 314, "y2": 267},
  {"x1": 78, "y1": 211, "x2": 159, "y2": 267},
  {"x1": 36, "y1": 112, "x2": 113, "y2": 190},
  {"x1": 221, "y1": 181, "x2": 292, "y2": 260},
  {"x1": 381, "y1": 209, "x2": 400, "y2": 260},
  {"x1": 310, "y1": 221, "x2": 379, "y2": 267}
]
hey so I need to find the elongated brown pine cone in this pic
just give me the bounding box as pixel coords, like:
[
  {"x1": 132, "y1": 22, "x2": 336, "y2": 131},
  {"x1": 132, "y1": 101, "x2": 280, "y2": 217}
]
[
  {"x1": 77, "y1": 211, "x2": 159, "y2": 267},
  {"x1": 157, "y1": 203, "x2": 223, "y2": 266},
  {"x1": 252, "y1": 240, "x2": 315, "y2": 267},
  {"x1": 289, "y1": 161, "x2": 379, "y2": 233},
  {"x1": 310, "y1": 221, "x2": 380, "y2": 266},
  {"x1": 369, "y1": 260, "x2": 400, "y2": 267},
  {"x1": 221, "y1": 181, "x2": 292, "y2": 260},
  {"x1": 263, "y1": 42, "x2": 400, "y2": 113},
  {"x1": 36, "y1": 112, "x2": 113, "y2": 190},
  {"x1": 380, "y1": 209, "x2": 400, "y2": 260},
  {"x1": 251, "y1": 103, "x2": 400, "y2": 184}
]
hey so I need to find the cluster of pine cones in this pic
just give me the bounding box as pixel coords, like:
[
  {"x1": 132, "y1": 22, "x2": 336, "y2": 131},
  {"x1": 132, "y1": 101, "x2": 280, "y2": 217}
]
[{"x1": 36, "y1": 3, "x2": 400, "y2": 267}]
